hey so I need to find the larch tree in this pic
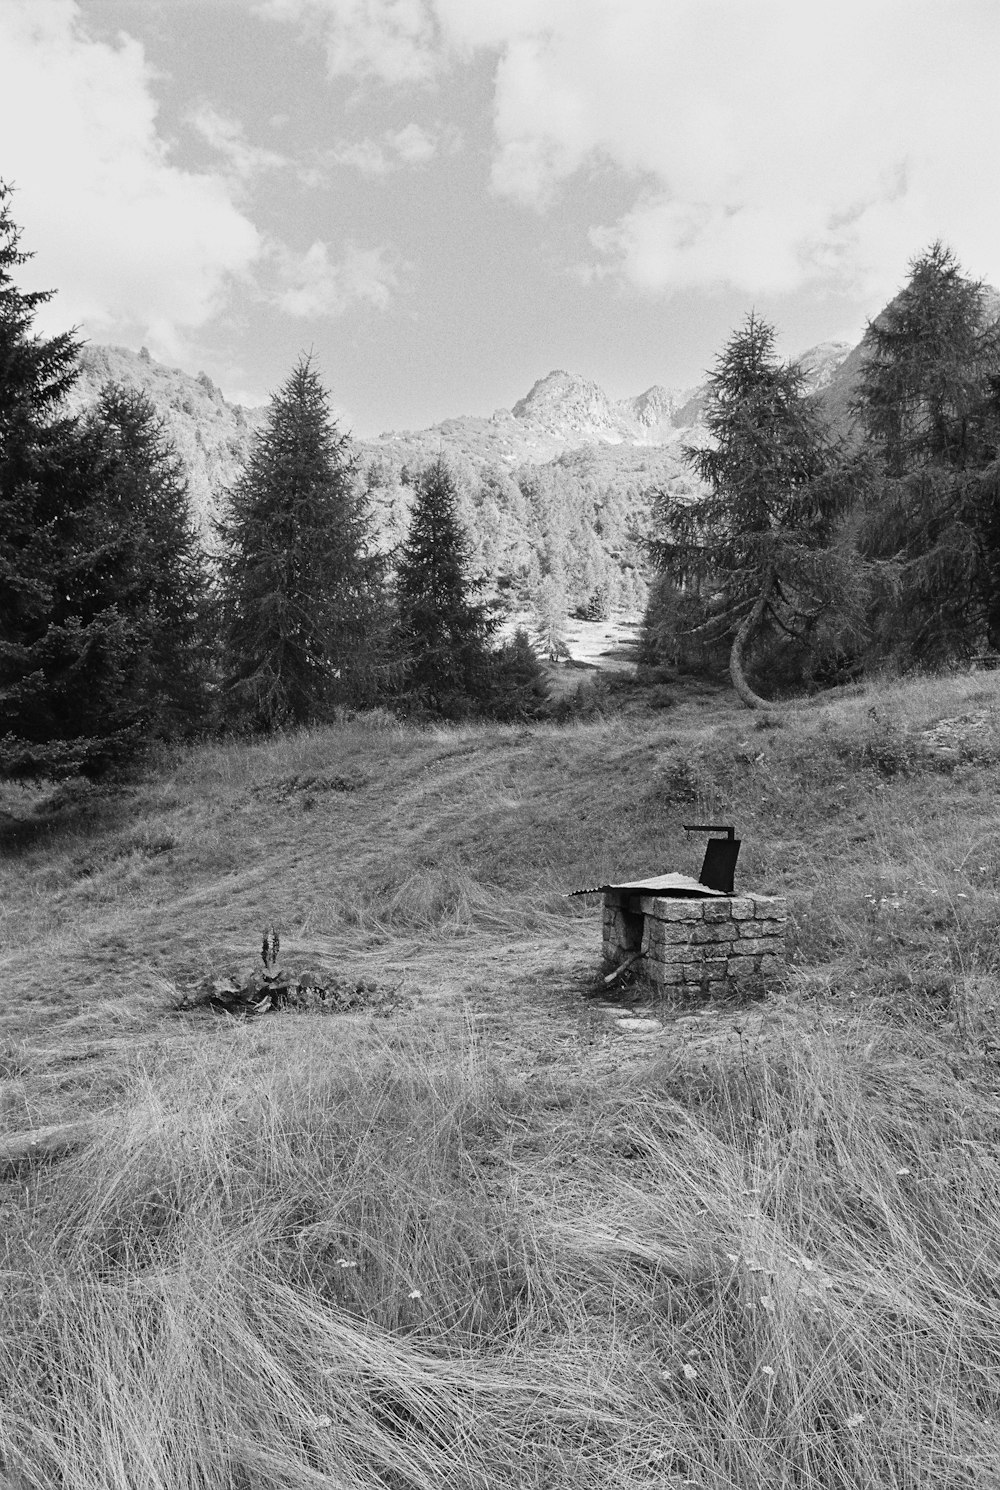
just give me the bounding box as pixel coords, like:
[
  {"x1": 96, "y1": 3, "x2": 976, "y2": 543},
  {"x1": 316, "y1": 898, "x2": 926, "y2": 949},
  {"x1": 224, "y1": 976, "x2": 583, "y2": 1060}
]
[
  {"x1": 217, "y1": 356, "x2": 386, "y2": 732},
  {"x1": 851, "y1": 242, "x2": 1000, "y2": 661},
  {"x1": 532, "y1": 572, "x2": 570, "y2": 662},
  {"x1": 649, "y1": 313, "x2": 867, "y2": 707},
  {"x1": 853, "y1": 242, "x2": 996, "y2": 476}
]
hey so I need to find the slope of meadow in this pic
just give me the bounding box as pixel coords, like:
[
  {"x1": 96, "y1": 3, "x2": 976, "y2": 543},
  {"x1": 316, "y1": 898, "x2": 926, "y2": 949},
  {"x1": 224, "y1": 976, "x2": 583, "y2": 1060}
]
[{"x1": 1, "y1": 672, "x2": 999, "y2": 1489}]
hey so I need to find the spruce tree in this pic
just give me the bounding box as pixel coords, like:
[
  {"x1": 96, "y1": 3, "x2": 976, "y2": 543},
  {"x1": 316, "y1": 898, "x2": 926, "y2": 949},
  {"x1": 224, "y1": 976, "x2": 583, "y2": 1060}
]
[
  {"x1": 0, "y1": 183, "x2": 206, "y2": 779},
  {"x1": 485, "y1": 628, "x2": 550, "y2": 720},
  {"x1": 394, "y1": 458, "x2": 496, "y2": 717},
  {"x1": 85, "y1": 384, "x2": 212, "y2": 737},
  {"x1": 217, "y1": 356, "x2": 384, "y2": 731}
]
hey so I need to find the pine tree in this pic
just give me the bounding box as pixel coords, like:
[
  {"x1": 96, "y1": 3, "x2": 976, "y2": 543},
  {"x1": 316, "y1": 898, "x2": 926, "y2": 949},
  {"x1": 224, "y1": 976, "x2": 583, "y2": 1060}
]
[
  {"x1": 394, "y1": 458, "x2": 496, "y2": 716},
  {"x1": 217, "y1": 356, "x2": 385, "y2": 731},
  {"x1": 0, "y1": 182, "x2": 205, "y2": 779},
  {"x1": 649, "y1": 313, "x2": 866, "y2": 706}
]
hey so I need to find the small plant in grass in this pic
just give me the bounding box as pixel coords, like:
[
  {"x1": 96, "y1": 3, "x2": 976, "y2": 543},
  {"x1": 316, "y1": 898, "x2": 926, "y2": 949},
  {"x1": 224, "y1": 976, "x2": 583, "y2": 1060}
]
[
  {"x1": 178, "y1": 924, "x2": 407, "y2": 1017},
  {"x1": 855, "y1": 707, "x2": 917, "y2": 777}
]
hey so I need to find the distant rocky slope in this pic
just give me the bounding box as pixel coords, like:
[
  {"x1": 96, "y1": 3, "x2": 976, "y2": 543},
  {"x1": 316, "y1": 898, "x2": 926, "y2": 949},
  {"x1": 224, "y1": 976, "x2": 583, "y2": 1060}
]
[
  {"x1": 66, "y1": 339, "x2": 855, "y2": 525},
  {"x1": 61, "y1": 338, "x2": 858, "y2": 615},
  {"x1": 66, "y1": 344, "x2": 268, "y2": 532}
]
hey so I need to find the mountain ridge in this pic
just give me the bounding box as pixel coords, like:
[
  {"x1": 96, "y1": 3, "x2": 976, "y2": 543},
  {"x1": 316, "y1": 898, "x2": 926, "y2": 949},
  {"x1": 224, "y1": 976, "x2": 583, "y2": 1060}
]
[
  {"x1": 65, "y1": 337, "x2": 858, "y2": 540},
  {"x1": 57, "y1": 334, "x2": 864, "y2": 622}
]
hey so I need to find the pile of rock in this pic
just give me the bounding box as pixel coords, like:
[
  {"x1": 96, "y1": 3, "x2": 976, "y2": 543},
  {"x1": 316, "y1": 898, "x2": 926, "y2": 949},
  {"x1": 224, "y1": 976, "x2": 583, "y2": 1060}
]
[{"x1": 918, "y1": 710, "x2": 998, "y2": 768}]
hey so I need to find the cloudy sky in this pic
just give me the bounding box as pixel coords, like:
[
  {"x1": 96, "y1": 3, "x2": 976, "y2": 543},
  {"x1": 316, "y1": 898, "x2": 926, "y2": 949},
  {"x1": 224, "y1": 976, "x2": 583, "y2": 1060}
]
[{"x1": 3, "y1": 0, "x2": 999, "y2": 433}]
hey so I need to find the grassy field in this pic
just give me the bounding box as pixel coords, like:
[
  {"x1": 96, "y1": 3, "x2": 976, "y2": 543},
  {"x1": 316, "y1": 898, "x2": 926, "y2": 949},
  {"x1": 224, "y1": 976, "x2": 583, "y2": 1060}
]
[{"x1": 1, "y1": 669, "x2": 999, "y2": 1489}]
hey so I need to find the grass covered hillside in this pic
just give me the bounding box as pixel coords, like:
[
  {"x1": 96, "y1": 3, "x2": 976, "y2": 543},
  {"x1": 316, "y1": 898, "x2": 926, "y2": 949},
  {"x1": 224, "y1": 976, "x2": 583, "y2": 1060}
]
[{"x1": 1, "y1": 671, "x2": 1000, "y2": 1490}]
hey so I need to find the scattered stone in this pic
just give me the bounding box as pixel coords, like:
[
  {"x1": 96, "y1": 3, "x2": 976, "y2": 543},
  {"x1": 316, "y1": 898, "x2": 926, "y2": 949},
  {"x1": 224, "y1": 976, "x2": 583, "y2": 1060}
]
[
  {"x1": 918, "y1": 710, "x2": 999, "y2": 765},
  {"x1": 615, "y1": 1017, "x2": 662, "y2": 1034}
]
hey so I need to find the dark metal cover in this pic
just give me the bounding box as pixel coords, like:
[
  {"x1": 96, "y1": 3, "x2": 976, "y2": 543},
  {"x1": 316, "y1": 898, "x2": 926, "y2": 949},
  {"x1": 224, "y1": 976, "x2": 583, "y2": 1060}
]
[{"x1": 684, "y1": 824, "x2": 741, "y2": 894}]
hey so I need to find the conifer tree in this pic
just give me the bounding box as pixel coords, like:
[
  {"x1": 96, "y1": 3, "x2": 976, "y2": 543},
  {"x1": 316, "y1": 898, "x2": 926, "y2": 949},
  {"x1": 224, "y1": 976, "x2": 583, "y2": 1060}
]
[
  {"x1": 853, "y1": 242, "x2": 997, "y2": 476},
  {"x1": 217, "y1": 356, "x2": 384, "y2": 731},
  {"x1": 851, "y1": 243, "x2": 1000, "y2": 660},
  {"x1": 532, "y1": 572, "x2": 570, "y2": 661},
  {"x1": 86, "y1": 384, "x2": 212, "y2": 736},
  {"x1": 485, "y1": 628, "x2": 550, "y2": 720},
  {"x1": 649, "y1": 313, "x2": 865, "y2": 705},
  {"x1": 394, "y1": 458, "x2": 496, "y2": 716},
  {"x1": 0, "y1": 182, "x2": 208, "y2": 778}
]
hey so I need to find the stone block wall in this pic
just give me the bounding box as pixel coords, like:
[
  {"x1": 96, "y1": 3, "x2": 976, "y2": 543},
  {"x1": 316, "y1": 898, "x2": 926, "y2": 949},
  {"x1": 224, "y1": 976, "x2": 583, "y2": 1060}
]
[{"x1": 602, "y1": 891, "x2": 787, "y2": 997}]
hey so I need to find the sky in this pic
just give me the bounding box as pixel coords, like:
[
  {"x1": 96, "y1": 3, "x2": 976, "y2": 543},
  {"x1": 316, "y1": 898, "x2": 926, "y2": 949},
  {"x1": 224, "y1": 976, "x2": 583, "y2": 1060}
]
[{"x1": 3, "y1": 0, "x2": 1000, "y2": 435}]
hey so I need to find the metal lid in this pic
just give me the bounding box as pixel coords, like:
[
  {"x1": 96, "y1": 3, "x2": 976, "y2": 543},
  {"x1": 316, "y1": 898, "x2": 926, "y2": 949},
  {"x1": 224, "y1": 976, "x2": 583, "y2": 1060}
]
[{"x1": 569, "y1": 871, "x2": 725, "y2": 899}]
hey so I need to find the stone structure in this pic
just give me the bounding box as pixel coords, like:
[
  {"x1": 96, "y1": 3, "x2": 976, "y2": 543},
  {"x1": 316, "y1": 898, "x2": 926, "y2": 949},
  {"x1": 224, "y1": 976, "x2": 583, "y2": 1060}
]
[{"x1": 603, "y1": 891, "x2": 787, "y2": 997}]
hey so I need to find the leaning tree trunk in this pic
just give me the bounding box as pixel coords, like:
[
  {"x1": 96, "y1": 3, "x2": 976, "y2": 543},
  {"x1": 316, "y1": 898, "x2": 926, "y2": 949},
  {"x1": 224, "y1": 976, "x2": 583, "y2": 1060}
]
[{"x1": 730, "y1": 572, "x2": 776, "y2": 710}]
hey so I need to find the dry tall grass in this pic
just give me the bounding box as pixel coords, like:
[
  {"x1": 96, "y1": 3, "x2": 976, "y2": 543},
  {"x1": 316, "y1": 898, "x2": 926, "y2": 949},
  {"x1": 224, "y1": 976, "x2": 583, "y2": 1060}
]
[
  {"x1": 3, "y1": 1016, "x2": 999, "y2": 1488},
  {"x1": 2, "y1": 669, "x2": 1000, "y2": 1487}
]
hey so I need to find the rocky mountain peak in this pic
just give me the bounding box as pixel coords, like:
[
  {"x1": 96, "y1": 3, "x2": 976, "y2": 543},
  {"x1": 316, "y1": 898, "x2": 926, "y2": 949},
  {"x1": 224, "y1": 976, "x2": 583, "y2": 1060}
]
[
  {"x1": 511, "y1": 369, "x2": 618, "y2": 432},
  {"x1": 797, "y1": 341, "x2": 853, "y2": 392},
  {"x1": 625, "y1": 385, "x2": 678, "y2": 427}
]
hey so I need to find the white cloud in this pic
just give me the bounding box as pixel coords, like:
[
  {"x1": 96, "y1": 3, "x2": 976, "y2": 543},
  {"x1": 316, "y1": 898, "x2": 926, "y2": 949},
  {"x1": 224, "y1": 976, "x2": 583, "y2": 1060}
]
[
  {"x1": 188, "y1": 104, "x2": 289, "y2": 184},
  {"x1": 273, "y1": 240, "x2": 399, "y2": 316},
  {"x1": 257, "y1": 0, "x2": 439, "y2": 82},
  {"x1": 327, "y1": 138, "x2": 395, "y2": 176},
  {"x1": 325, "y1": 120, "x2": 448, "y2": 175},
  {"x1": 265, "y1": 0, "x2": 1000, "y2": 304},
  {"x1": 476, "y1": 0, "x2": 1000, "y2": 302},
  {"x1": 0, "y1": 0, "x2": 262, "y2": 360},
  {"x1": 391, "y1": 122, "x2": 437, "y2": 164}
]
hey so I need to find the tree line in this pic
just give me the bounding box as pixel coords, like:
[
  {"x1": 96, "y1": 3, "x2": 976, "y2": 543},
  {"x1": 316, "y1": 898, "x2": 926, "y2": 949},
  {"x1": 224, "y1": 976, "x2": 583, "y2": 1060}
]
[
  {"x1": 642, "y1": 243, "x2": 1000, "y2": 704},
  {"x1": 8, "y1": 172, "x2": 996, "y2": 782},
  {"x1": 0, "y1": 184, "x2": 547, "y2": 781}
]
